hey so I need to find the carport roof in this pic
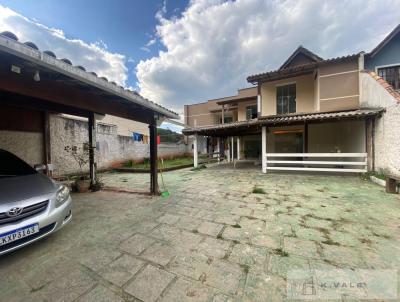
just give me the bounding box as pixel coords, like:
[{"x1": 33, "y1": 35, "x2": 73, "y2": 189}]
[
  {"x1": 182, "y1": 108, "x2": 384, "y2": 136},
  {"x1": 0, "y1": 31, "x2": 179, "y2": 120}
]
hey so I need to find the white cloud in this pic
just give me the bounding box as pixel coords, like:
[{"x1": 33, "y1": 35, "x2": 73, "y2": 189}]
[
  {"x1": 136, "y1": 0, "x2": 400, "y2": 113},
  {"x1": 0, "y1": 5, "x2": 128, "y2": 86}
]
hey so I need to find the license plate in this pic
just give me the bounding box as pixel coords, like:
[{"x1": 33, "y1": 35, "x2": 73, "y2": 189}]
[{"x1": 0, "y1": 223, "x2": 39, "y2": 246}]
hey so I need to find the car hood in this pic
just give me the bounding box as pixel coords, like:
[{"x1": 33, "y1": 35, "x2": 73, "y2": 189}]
[{"x1": 0, "y1": 173, "x2": 57, "y2": 204}]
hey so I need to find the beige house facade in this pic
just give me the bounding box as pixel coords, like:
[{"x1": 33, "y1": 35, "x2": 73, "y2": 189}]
[{"x1": 184, "y1": 33, "x2": 400, "y2": 176}]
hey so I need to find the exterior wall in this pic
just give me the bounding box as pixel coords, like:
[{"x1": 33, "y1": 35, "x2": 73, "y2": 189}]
[
  {"x1": 360, "y1": 72, "x2": 400, "y2": 176},
  {"x1": 365, "y1": 34, "x2": 400, "y2": 71},
  {"x1": 50, "y1": 115, "x2": 188, "y2": 175},
  {"x1": 374, "y1": 104, "x2": 400, "y2": 176},
  {"x1": 0, "y1": 130, "x2": 44, "y2": 166},
  {"x1": 237, "y1": 100, "x2": 257, "y2": 121},
  {"x1": 0, "y1": 105, "x2": 44, "y2": 166},
  {"x1": 185, "y1": 100, "x2": 219, "y2": 127},
  {"x1": 101, "y1": 115, "x2": 149, "y2": 136},
  {"x1": 319, "y1": 61, "x2": 360, "y2": 111},
  {"x1": 261, "y1": 73, "x2": 316, "y2": 116}
]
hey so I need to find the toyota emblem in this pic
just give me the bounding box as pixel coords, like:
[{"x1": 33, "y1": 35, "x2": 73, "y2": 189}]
[{"x1": 7, "y1": 207, "x2": 23, "y2": 217}]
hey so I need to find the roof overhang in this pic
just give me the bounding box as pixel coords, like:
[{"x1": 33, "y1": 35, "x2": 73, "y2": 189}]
[
  {"x1": 0, "y1": 34, "x2": 179, "y2": 121},
  {"x1": 368, "y1": 24, "x2": 400, "y2": 58},
  {"x1": 182, "y1": 108, "x2": 384, "y2": 137},
  {"x1": 247, "y1": 54, "x2": 359, "y2": 84}
]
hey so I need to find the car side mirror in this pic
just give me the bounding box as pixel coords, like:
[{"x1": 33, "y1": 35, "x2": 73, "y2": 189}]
[{"x1": 34, "y1": 164, "x2": 47, "y2": 172}]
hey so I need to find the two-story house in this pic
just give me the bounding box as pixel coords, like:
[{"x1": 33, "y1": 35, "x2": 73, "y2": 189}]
[{"x1": 183, "y1": 25, "x2": 400, "y2": 175}]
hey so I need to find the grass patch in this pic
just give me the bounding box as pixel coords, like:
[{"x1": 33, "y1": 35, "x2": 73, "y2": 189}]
[
  {"x1": 216, "y1": 233, "x2": 223, "y2": 239},
  {"x1": 273, "y1": 248, "x2": 289, "y2": 257},
  {"x1": 252, "y1": 187, "x2": 265, "y2": 194},
  {"x1": 232, "y1": 223, "x2": 242, "y2": 228},
  {"x1": 124, "y1": 156, "x2": 194, "y2": 169}
]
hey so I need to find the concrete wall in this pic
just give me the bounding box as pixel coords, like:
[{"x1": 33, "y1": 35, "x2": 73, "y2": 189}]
[
  {"x1": 185, "y1": 100, "x2": 220, "y2": 127},
  {"x1": 365, "y1": 34, "x2": 400, "y2": 71},
  {"x1": 261, "y1": 73, "x2": 316, "y2": 116},
  {"x1": 0, "y1": 130, "x2": 44, "y2": 166},
  {"x1": 50, "y1": 115, "x2": 189, "y2": 175},
  {"x1": 361, "y1": 72, "x2": 400, "y2": 176}
]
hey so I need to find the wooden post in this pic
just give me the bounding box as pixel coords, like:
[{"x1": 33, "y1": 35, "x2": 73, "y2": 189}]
[
  {"x1": 43, "y1": 111, "x2": 52, "y2": 176},
  {"x1": 366, "y1": 117, "x2": 375, "y2": 171},
  {"x1": 221, "y1": 105, "x2": 225, "y2": 124},
  {"x1": 262, "y1": 126, "x2": 267, "y2": 173},
  {"x1": 193, "y1": 134, "x2": 198, "y2": 168},
  {"x1": 149, "y1": 117, "x2": 158, "y2": 195},
  {"x1": 237, "y1": 137, "x2": 240, "y2": 160},
  {"x1": 88, "y1": 112, "x2": 96, "y2": 185}
]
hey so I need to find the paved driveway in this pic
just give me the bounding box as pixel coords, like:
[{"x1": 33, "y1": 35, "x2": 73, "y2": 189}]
[{"x1": 1, "y1": 167, "x2": 399, "y2": 301}]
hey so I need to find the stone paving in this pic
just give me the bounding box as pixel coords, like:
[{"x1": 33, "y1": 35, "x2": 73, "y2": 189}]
[{"x1": 1, "y1": 165, "x2": 400, "y2": 301}]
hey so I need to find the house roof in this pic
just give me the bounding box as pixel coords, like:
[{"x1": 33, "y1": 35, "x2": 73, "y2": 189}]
[
  {"x1": 363, "y1": 70, "x2": 400, "y2": 102},
  {"x1": 0, "y1": 31, "x2": 179, "y2": 119},
  {"x1": 368, "y1": 24, "x2": 400, "y2": 58},
  {"x1": 182, "y1": 108, "x2": 383, "y2": 136},
  {"x1": 279, "y1": 46, "x2": 323, "y2": 70},
  {"x1": 247, "y1": 53, "x2": 359, "y2": 84}
]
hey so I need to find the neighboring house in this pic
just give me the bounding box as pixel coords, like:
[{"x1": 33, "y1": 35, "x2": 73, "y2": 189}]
[
  {"x1": 184, "y1": 24, "x2": 400, "y2": 176},
  {"x1": 365, "y1": 24, "x2": 400, "y2": 91}
]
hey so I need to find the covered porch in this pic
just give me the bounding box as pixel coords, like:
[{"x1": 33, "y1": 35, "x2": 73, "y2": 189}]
[
  {"x1": 183, "y1": 109, "x2": 383, "y2": 174},
  {"x1": 0, "y1": 31, "x2": 179, "y2": 194}
]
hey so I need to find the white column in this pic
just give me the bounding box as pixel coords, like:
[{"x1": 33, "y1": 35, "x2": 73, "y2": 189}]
[
  {"x1": 231, "y1": 136, "x2": 234, "y2": 162},
  {"x1": 193, "y1": 134, "x2": 198, "y2": 168},
  {"x1": 262, "y1": 126, "x2": 267, "y2": 173},
  {"x1": 217, "y1": 137, "x2": 220, "y2": 163},
  {"x1": 237, "y1": 137, "x2": 240, "y2": 160}
]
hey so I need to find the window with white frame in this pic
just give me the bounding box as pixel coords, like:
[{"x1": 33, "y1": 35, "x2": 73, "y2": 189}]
[
  {"x1": 276, "y1": 84, "x2": 296, "y2": 114},
  {"x1": 377, "y1": 65, "x2": 400, "y2": 91}
]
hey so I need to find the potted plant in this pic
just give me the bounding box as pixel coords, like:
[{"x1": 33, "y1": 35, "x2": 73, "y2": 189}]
[{"x1": 64, "y1": 144, "x2": 91, "y2": 193}]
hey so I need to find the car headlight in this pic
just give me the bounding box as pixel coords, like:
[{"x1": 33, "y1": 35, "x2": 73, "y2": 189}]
[{"x1": 56, "y1": 185, "x2": 70, "y2": 207}]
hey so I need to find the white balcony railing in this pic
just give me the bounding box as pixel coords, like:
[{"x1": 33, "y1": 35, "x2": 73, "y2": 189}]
[{"x1": 264, "y1": 153, "x2": 368, "y2": 173}]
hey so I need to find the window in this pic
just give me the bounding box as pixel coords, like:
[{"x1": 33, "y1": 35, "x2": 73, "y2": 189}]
[
  {"x1": 276, "y1": 84, "x2": 296, "y2": 114},
  {"x1": 378, "y1": 65, "x2": 400, "y2": 91},
  {"x1": 246, "y1": 105, "x2": 258, "y2": 120}
]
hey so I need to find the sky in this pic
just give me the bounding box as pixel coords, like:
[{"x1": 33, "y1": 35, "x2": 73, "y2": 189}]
[{"x1": 0, "y1": 0, "x2": 400, "y2": 125}]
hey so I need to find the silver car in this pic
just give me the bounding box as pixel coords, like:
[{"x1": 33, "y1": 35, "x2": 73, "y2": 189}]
[{"x1": 0, "y1": 149, "x2": 72, "y2": 256}]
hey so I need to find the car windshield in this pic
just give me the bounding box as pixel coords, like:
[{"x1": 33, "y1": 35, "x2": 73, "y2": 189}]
[{"x1": 0, "y1": 150, "x2": 37, "y2": 177}]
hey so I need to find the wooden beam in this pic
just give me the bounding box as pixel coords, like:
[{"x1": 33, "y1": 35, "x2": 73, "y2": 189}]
[{"x1": 149, "y1": 117, "x2": 159, "y2": 195}]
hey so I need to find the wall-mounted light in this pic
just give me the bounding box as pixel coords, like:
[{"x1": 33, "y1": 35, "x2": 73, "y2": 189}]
[{"x1": 33, "y1": 70, "x2": 40, "y2": 82}]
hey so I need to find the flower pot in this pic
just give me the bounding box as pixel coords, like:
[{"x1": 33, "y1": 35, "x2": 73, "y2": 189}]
[{"x1": 75, "y1": 179, "x2": 91, "y2": 193}]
